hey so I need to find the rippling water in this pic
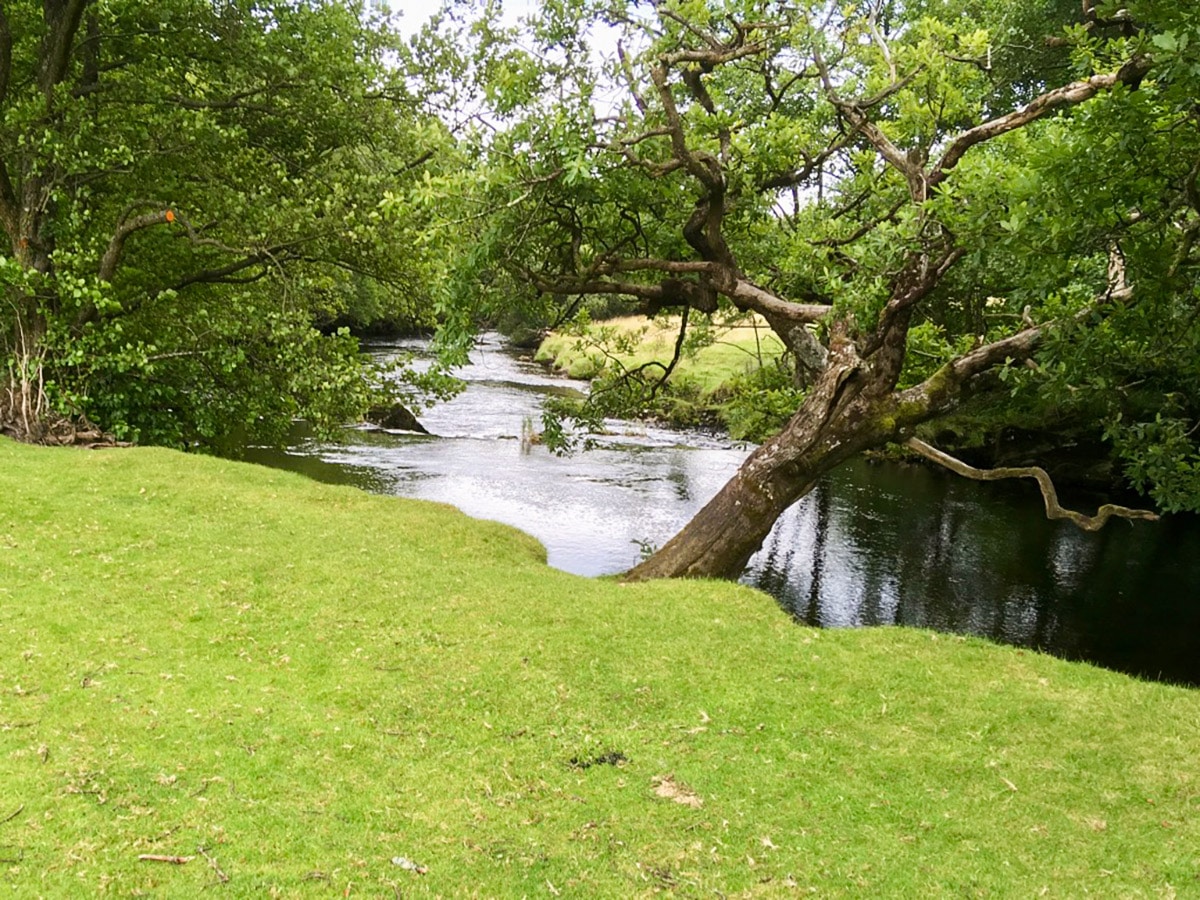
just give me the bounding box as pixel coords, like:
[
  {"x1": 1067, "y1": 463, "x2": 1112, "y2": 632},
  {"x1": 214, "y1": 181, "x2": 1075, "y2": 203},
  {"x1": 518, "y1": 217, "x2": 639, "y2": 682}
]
[{"x1": 242, "y1": 334, "x2": 1200, "y2": 687}]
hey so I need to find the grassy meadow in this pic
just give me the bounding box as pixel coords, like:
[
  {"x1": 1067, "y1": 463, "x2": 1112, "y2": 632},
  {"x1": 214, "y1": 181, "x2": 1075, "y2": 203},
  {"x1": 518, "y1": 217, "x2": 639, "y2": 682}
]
[
  {"x1": 534, "y1": 314, "x2": 785, "y2": 390},
  {"x1": 1, "y1": 436, "x2": 1197, "y2": 896}
]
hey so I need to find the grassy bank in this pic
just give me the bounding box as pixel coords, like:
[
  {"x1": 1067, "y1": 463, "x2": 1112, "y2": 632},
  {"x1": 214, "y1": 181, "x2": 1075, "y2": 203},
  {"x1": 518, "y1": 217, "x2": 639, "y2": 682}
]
[
  {"x1": 535, "y1": 315, "x2": 796, "y2": 438},
  {"x1": 1, "y1": 437, "x2": 1197, "y2": 896},
  {"x1": 535, "y1": 315, "x2": 785, "y2": 387}
]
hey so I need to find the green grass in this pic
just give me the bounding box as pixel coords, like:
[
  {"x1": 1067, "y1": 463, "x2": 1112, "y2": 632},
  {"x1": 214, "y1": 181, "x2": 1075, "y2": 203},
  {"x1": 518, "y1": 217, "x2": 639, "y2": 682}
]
[
  {"x1": 535, "y1": 314, "x2": 785, "y2": 391},
  {"x1": 1, "y1": 437, "x2": 1198, "y2": 897}
]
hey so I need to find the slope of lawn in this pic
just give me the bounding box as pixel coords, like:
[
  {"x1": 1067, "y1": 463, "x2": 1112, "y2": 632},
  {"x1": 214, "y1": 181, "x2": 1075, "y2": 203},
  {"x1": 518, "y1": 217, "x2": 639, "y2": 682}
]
[{"x1": 0, "y1": 437, "x2": 1197, "y2": 897}]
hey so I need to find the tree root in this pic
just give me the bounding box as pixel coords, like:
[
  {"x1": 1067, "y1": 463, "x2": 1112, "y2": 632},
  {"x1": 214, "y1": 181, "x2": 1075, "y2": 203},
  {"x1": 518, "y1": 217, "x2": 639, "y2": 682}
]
[
  {"x1": 1, "y1": 380, "x2": 127, "y2": 448},
  {"x1": 904, "y1": 438, "x2": 1159, "y2": 531}
]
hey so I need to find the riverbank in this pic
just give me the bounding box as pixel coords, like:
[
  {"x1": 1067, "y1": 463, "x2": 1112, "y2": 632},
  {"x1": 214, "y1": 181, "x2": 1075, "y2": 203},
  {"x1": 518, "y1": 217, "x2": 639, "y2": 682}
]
[
  {"x1": 2, "y1": 437, "x2": 1197, "y2": 896},
  {"x1": 535, "y1": 314, "x2": 796, "y2": 438}
]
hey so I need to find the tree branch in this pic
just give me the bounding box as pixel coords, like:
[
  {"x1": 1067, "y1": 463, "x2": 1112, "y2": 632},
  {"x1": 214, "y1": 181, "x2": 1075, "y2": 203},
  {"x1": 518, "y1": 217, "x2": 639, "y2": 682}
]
[
  {"x1": 757, "y1": 129, "x2": 860, "y2": 192},
  {"x1": 905, "y1": 437, "x2": 1159, "y2": 530},
  {"x1": 609, "y1": 259, "x2": 720, "y2": 275},
  {"x1": 99, "y1": 208, "x2": 173, "y2": 282},
  {"x1": 812, "y1": 196, "x2": 906, "y2": 247},
  {"x1": 166, "y1": 254, "x2": 275, "y2": 293},
  {"x1": 726, "y1": 278, "x2": 832, "y2": 324},
  {"x1": 0, "y1": 6, "x2": 11, "y2": 108},
  {"x1": 864, "y1": 245, "x2": 966, "y2": 367},
  {"x1": 649, "y1": 62, "x2": 722, "y2": 191},
  {"x1": 930, "y1": 57, "x2": 1152, "y2": 186},
  {"x1": 894, "y1": 268, "x2": 1137, "y2": 424},
  {"x1": 40, "y1": 0, "x2": 91, "y2": 97},
  {"x1": 531, "y1": 274, "x2": 676, "y2": 303}
]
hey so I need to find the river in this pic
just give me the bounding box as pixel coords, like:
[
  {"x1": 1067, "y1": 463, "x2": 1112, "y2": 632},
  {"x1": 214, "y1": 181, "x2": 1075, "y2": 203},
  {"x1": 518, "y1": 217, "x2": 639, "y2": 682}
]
[{"x1": 242, "y1": 334, "x2": 1200, "y2": 687}]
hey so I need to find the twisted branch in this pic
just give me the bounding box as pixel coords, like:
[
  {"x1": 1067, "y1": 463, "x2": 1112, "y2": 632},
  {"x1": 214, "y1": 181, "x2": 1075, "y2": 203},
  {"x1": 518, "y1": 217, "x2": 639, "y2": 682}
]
[{"x1": 905, "y1": 438, "x2": 1159, "y2": 531}]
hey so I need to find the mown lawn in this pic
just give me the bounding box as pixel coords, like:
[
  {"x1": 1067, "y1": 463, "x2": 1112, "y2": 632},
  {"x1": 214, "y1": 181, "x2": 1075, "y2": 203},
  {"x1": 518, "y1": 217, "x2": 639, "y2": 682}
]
[{"x1": 1, "y1": 437, "x2": 1197, "y2": 897}]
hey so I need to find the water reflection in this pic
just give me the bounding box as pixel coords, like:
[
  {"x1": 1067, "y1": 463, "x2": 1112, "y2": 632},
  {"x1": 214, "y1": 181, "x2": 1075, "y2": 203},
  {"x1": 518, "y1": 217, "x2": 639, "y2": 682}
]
[
  {"x1": 243, "y1": 335, "x2": 1200, "y2": 687},
  {"x1": 752, "y1": 461, "x2": 1200, "y2": 686}
]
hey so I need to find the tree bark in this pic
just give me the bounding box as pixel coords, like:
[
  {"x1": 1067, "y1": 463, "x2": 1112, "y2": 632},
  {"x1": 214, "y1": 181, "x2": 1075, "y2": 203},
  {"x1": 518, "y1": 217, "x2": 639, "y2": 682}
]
[{"x1": 625, "y1": 337, "x2": 904, "y2": 580}]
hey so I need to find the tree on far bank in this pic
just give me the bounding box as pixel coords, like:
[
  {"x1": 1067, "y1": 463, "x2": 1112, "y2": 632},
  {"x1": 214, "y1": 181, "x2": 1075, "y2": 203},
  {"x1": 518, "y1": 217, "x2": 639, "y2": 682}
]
[
  {"x1": 1, "y1": 0, "x2": 448, "y2": 448},
  {"x1": 415, "y1": 0, "x2": 1200, "y2": 580}
]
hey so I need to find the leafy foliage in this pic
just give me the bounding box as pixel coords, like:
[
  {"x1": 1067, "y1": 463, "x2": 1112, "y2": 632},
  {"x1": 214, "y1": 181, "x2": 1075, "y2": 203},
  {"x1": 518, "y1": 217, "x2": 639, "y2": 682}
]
[
  {"x1": 0, "y1": 0, "x2": 450, "y2": 447},
  {"x1": 416, "y1": 0, "x2": 1200, "y2": 520}
]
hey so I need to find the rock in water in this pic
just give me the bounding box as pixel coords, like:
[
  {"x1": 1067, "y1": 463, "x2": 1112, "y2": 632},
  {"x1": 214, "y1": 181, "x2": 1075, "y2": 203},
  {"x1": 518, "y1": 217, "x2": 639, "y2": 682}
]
[{"x1": 366, "y1": 403, "x2": 430, "y2": 434}]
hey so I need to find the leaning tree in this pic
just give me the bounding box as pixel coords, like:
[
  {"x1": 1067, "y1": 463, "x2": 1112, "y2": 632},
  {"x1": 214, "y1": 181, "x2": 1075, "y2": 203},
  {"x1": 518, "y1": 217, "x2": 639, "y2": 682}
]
[{"x1": 418, "y1": 0, "x2": 1200, "y2": 580}]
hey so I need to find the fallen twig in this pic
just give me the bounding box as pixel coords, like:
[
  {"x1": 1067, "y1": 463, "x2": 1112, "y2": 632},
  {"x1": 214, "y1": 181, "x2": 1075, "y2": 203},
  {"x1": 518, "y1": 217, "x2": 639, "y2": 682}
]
[
  {"x1": 138, "y1": 854, "x2": 194, "y2": 864},
  {"x1": 198, "y1": 844, "x2": 230, "y2": 884},
  {"x1": 0, "y1": 805, "x2": 24, "y2": 825}
]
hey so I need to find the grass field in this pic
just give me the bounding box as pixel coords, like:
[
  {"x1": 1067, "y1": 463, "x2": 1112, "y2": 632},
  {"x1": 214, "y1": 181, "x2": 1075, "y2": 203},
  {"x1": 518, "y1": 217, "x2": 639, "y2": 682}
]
[
  {"x1": 1, "y1": 437, "x2": 1197, "y2": 896},
  {"x1": 534, "y1": 314, "x2": 786, "y2": 391}
]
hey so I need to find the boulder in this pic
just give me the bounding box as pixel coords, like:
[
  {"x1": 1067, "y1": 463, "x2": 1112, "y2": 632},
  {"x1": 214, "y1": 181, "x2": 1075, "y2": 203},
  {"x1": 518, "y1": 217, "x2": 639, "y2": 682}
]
[{"x1": 366, "y1": 403, "x2": 430, "y2": 434}]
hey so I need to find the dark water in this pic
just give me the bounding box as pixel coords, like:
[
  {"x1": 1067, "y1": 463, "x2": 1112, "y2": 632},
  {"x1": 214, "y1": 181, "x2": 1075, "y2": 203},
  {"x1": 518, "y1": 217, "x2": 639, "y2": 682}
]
[{"x1": 243, "y1": 335, "x2": 1200, "y2": 687}]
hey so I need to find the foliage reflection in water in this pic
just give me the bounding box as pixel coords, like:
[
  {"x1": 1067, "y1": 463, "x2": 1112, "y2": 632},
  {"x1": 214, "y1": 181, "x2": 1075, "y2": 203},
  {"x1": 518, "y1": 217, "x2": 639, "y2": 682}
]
[
  {"x1": 242, "y1": 336, "x2": 1200, "y2": 688},
  {"x1": 750, "y1": 460, "x2": 1200, "y2": 687}
]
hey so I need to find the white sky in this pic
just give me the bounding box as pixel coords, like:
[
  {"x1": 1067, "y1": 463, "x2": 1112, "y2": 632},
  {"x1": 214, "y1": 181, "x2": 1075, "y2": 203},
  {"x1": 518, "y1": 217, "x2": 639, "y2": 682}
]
[{"x1": 387, "y1": 0, "x2": 536, "y2": 38}]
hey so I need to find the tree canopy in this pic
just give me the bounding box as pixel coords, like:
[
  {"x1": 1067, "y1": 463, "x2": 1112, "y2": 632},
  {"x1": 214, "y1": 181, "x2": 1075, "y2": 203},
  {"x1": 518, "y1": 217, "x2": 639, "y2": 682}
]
[
  {"x1": 0, "y1": 0, "x2": 450, "y2": 448},
  {"x1": 3, "y1": 0, "x2": 1197, "y2": 583},
  {"x1": 407, "y1": 0, "x2": 1200, "y2": 579}
]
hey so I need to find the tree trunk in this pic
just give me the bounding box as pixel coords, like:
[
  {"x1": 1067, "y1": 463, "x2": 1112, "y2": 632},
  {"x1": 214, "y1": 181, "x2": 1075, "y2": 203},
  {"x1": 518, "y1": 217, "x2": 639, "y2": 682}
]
[{"x1": 625, "y1": 342, "x2": 902, "y2": 581}]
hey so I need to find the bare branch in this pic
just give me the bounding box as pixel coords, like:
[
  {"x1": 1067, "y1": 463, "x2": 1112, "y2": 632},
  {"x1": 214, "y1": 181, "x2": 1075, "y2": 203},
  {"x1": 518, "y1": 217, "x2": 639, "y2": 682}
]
[
  {"x1": 658, "y1": 8, "x2": 724, "y2": 52},
  {"x1": 905, "y1": 438, "x2": 1159, "y2": 530},
  {"x1": 839, "y1": 107, "x2": 927, "y2": 201},
  {"x1": 620, "y1": 126, "x2": 675, "y2": 147},
  {"x1": 167, "y1": 254, "x2": 274, "y2": 293},
  {"x1": 660, "y1": 44, "x2": 767, "y2": 68},
  {"x1": 610, "y1": 259, "x2": 719, "y2": 274},
  {"x1": 726, "y1": 279, "x2": 832, "y2": 325},
  {"x1": 864, "y1": 245, "x2": 966, "y2": 363},
  {"x1": 531, "y1": 275, "x2": 677, "y2": 302},
  {"x1": 617, "y1": 41, "x2": 650, "y2": 115},
  {"x1": 649, "y1": 62, "x2": 722, "y2": 191},
  {"x1": 866, "y1": 6, "x2": 897, "y2": 82},
  {"x1": 617, "y1": 308, "x2": 691, "y2": 398},
  {"x1": 609, "y1": 142, "x2": 688, "y2": 178}
]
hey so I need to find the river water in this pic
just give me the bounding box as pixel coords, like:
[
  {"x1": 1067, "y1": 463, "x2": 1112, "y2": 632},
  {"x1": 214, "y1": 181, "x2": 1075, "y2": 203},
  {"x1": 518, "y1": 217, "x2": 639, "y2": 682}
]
[{"x1": 243, "y1": 335, "x2": 1200, "y2": 687}]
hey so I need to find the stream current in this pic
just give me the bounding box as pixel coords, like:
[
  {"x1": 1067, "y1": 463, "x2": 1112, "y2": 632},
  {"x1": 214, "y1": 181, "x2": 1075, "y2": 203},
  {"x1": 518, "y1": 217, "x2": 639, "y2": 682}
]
[{"x1": 243, "y1": 334, "x2": 1200, "y2": 687}]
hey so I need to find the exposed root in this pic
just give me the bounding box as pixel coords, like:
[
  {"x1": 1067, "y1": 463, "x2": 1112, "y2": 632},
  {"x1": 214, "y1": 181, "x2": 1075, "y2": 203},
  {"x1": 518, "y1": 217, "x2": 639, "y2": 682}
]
[
  {"x1": 905, "y1": 437, "x2": 1159, "y2": 531},
  {"x1": 2, "y1": 366, "x2": 127, "y2": 448}
]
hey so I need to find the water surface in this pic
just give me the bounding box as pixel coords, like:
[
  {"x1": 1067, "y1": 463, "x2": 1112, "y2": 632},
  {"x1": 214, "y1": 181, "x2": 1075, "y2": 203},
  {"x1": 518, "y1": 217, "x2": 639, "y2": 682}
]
[{"x1": 243, "y1": 335, "x2": 1200, "y2": 687}]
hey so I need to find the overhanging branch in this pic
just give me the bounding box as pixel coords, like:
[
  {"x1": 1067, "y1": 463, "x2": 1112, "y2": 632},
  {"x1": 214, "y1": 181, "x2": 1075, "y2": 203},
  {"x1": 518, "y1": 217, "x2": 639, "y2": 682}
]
[
  {"x1": 99, "y1": 208, "x2": 174, "y2": 282},
  {"x1": 930, "y1": 56, "x2": 1153, "y2": 185},
  {"x1": 905, "y1": 438, "x2": 1159, "y2": 531}
]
